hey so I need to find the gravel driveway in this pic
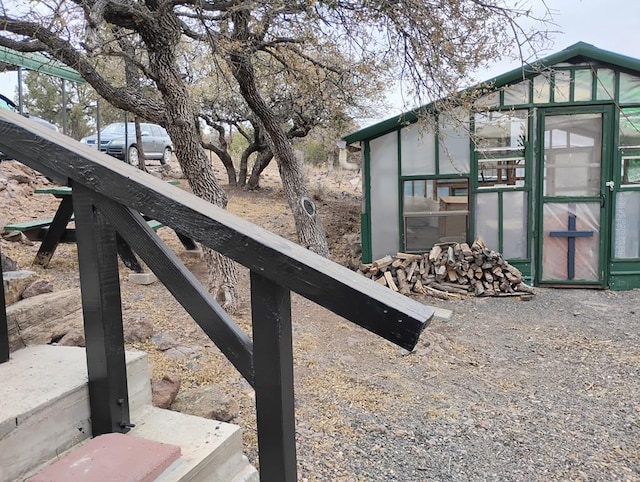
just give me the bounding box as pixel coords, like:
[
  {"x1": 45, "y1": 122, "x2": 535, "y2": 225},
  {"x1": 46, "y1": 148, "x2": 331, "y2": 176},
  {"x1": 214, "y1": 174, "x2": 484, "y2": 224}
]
[{"x1": 291, "y1": 287, "x2": 640, "y2": 481}]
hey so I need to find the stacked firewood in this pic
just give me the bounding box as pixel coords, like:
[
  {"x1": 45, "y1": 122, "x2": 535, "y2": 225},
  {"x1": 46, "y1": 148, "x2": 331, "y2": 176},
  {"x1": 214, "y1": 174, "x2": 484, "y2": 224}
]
[{"x1": 357, "y1": 239, "x2": 534, "y2": 299}]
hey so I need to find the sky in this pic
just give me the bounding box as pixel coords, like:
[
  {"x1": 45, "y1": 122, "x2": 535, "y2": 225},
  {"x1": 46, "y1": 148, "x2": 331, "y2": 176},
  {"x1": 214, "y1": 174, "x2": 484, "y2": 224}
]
[
  {"x1": 1, "y1": 0, "x2": 639, "y2": 123},
  {"x1": 375, "y1": 0, "x2": 640, "y2": 123}
]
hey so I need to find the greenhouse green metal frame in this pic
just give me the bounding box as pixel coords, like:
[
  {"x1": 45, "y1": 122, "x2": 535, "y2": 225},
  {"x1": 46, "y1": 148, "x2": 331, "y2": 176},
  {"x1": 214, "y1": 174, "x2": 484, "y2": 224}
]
[{"x1": 344, "y1": 42, "x2": 640, "y2": 290}]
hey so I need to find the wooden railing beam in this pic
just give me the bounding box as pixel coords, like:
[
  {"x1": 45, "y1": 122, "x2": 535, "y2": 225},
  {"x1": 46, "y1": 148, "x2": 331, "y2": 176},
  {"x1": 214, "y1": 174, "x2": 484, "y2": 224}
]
[
  {"x1": 73, "y1": 183, "x2": 131, "y2": 435},
  {"x1": 0, "y1": 108, "x2": 432, "y2": 351},
  {"x1": 0, "y1": 245, "x2": 9, "y2": 363},
  {"x1": 90, "y1": 194, "x2": 255, "y2": 384},
  {"x1": 251, "y1": 271, "x2": 297, "y2": 481}
]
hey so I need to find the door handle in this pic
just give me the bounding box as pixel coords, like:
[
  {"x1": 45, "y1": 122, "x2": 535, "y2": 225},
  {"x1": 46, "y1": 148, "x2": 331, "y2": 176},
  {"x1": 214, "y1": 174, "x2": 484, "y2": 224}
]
[
  {"x1": 600, "y1": 193, "x2": 605, "y2": 208},
  {"x1": 605, "y1": 180, "x2": 615, "y2": 191}
]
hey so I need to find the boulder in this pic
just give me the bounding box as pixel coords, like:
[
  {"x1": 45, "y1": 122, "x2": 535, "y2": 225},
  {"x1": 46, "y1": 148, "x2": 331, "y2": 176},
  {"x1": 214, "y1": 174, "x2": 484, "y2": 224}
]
[
  {"x1": 3, "y1": 270, "x2": 39, "y2": 305},
  {"x1": 6, "y1": 288, "x2": 83, "y2": 350},
  {"x1": 152, "y1": 374, "x2": 182, "y2": 409},
  {"x1": 22, "y1": 279, "x2": 54, "y2": 298},
  {"x1": 171, "y1": 385, "x2": 239, "y2": 422}
]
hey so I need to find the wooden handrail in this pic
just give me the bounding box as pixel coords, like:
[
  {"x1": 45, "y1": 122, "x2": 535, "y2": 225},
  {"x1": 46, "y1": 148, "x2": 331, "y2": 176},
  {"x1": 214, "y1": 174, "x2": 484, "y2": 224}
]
[
  {"x1": 0, "y1": 108, "x2": 432, "y2": 349},
  {"x1": 0, "y1": 108, "x2": 433, "y2": 480}
]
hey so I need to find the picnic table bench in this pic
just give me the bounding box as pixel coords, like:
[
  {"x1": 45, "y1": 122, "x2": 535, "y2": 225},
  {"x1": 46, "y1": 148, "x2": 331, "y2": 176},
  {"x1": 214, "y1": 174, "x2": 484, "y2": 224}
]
[{"x1": 4, "y1": 181, "x2": 199, "y2": 272}]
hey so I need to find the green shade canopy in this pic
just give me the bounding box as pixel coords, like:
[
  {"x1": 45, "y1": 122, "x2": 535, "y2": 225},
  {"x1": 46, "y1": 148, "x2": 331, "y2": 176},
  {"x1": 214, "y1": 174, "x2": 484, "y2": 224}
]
[{"x1": 0, "y1": 46, "x2": 85, "y2": 83}]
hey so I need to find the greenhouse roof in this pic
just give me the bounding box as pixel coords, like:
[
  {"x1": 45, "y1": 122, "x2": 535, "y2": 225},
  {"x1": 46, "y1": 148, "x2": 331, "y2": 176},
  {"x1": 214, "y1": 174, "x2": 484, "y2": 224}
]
[{"x1": 343, "y1": 42, "x2": 640, "y2": 144}]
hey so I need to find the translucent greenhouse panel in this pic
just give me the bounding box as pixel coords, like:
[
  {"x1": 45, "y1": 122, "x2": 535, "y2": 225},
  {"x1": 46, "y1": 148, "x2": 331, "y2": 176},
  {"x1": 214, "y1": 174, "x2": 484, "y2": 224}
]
[
  {"x1": 474, "y1": 110, "x2": 528, "y2": 150},
  {"x1": 474, "y1": 192, "x2": 499, "y2": 251},
  {"x1": 542, "y1": 202, "x2": 600, "y2": 282},
  {"x1": 619, "y1": 72, "x2": 640, "y2": 104},
  {"x1": 619, "y1": 108, "x2": 640, "y2": 147},
  {"x1": 502, "y1": 191, "x2": 527, "y2": 259},
  {"x1": 369, "y1": 132, "x2": 399, "y2": 259},
  {"x1": 614, "y1": 191, "x2": 640, "y2": 258},
  {"x1": 554, "y1": 71, "x2": 570, "y2": 103},
  {"x1": 400, "y1": 121, "x2": 436, "y2": 176},
  {"x1": 533, "y1": 74, "x2": 551, "y2": 104},
  {"x1": 596, "y1": 69, "x2": 616, "y2": 101},
  {"x1": 473, "y1": 91, "x2": 500, "y2": 109},
  {"x1": 439, "y1": 108, "x2": 470, "y2": 174},
  {"x1": 503, "y1": 79, "x2": 530, "y2": 105},
  {"x1": 573, "y1": 69, "x2": 592, "y2": 102},
  {"x1": 543, "y1": 113, "x2": 602, "y2": 197}
]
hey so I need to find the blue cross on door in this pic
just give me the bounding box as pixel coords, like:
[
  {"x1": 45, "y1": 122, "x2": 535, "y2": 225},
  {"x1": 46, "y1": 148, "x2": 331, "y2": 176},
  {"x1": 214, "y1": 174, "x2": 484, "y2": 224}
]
[{"x1": 549, "y1": 214, "x2": 594, "y2": 280}]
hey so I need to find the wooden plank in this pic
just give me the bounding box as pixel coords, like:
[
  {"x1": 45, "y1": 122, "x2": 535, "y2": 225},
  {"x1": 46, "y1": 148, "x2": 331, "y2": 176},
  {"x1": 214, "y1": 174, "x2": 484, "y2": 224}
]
[
  {"x1": 4, "y1": 219, "x2": 55, "y2": 231},
  {"x1": 0, "y1": 109, "x2": 432, "y2": 351}
]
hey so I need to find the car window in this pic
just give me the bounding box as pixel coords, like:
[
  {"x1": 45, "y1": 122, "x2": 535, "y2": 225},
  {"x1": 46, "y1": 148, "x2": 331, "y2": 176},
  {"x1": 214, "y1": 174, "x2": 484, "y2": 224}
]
[
  {"x1": 101, "y1": 123, "x2": 126, "y2": 136},
  {"x1": 150, "y1": 125, "x2": 162, "y2": 137},
  {"x1": 0, "y1": 94, "x2": 18, "y2": 112}
]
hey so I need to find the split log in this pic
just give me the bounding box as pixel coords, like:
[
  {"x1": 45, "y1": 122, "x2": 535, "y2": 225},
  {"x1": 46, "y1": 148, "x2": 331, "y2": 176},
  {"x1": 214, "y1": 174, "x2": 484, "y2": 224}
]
[{"x1": 354, "y1": 239, "x2": 533, "y2": 299}]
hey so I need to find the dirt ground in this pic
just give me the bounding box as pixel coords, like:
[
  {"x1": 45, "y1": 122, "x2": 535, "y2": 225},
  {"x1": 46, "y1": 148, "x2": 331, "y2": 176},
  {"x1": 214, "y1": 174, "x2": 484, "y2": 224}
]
[{"x1": 1, "y1": 158, "x2": 639, "y2": 481}]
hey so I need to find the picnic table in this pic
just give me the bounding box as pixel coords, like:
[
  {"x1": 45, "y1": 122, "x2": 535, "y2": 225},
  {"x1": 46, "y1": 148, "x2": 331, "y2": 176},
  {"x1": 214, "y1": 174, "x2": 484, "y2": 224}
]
[{"x1": 5, "y1": 181, "x2": 199, "y2": 272}]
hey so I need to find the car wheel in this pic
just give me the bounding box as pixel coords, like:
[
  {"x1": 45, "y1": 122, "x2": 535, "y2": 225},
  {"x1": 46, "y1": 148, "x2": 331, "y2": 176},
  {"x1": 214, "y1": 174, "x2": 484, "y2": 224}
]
[
  {"x1": 161, "y1": 147, "x2": 172, "y2": 165},
  {"x1": 127, "y1": 145, "x2": 139, "y2": 167}
]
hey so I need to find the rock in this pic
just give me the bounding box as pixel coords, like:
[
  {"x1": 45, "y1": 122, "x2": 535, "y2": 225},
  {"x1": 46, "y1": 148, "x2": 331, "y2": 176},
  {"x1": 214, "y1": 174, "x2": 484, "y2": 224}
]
[
  {"x1": 21, "y1": 278, "x2": 54, "y2": 298},
  {"x1": 152, "y1": 374, "x2": 182, "y2": 409},
  {"x1": 1, "y1": 253, "x2": 18, "y2": 272},
  {"x1": 123, "y1": 318, "x2": 154, "y2": 343},
  {"x1": 164, "y1": 345, "x2": 199, "y2": 361},
  {"x1": 9, "y1": 172, "x2": 33, "y2": 184},
  {"x1": 58, "y1": 327, "x2": 85, "y2": 347},
  {"x1": 151, "y1": 332, "x2": 178, "y2": 351},
  {"x1": 171, "y1": 385, "x2": 239, "y2": 422},
  {"x1": 3, "y1": 270, "x2": 39, "y2": 305},
  {"x1": 6, "y1": 289, "x2": 83, "y2": 350}
]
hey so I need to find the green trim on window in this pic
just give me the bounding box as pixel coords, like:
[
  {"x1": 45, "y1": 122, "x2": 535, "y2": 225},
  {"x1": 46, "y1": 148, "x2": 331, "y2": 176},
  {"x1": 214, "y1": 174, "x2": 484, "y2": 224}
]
[
  {"x1": 361, "y1": 140, "x2": 373, "y2": 263},
  {"x1": 397, "y1": 129, "x2": 404, "y2": 252}
]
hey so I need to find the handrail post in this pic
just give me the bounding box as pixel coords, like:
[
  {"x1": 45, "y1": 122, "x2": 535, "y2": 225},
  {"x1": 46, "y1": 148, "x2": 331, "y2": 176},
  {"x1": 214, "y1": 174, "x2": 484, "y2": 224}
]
[
  {"x1": 0, "y1": 245, "x2": 9, "y2": 363},
  {"x1": 73, "y1": 183, "x2": 131, "y2": 435},
  {"x1": 250, "y1": 271, "x2": 297, "y2": 481}
]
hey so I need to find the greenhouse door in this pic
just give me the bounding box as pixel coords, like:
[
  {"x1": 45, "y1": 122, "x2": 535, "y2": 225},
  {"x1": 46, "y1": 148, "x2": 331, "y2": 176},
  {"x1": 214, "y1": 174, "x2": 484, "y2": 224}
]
[{"x1": 538, "y1": 108, "x2": 612, "y2": 286}]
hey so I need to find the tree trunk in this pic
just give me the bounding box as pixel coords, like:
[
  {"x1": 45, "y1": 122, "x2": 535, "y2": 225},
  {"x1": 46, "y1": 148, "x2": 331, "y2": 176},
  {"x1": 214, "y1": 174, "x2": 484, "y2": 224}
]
[
  {"x1": 238, "y1": 142, "x2": 259, "y2": 188},
  {"x1": 247, "y1": 150, "x2": 273, "y2": 190},
  {"x1": 203, "y1": 141, "x2": 237, "y2": 186},
  {"x1": 227, "y1": 11, "x2": 329, "y2": 256},
  {"x1": 138, "y1": 15, "x2": 240, "y2": 311},
  {"x1": 133, "y1": 117, "x2": 147, "y2": 172},
  {"x1": 203, "y1": 122, "x2": 236, "y2": 186}
]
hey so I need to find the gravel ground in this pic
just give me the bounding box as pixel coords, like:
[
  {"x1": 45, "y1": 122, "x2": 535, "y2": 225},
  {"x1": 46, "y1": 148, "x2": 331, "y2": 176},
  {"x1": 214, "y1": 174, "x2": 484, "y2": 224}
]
[
  {"x1": 289, "y1": 288, "x2": 640, "y2": 481},
  {"x1": 2, "y1": 160, "x2": 639, "y2": 481}
]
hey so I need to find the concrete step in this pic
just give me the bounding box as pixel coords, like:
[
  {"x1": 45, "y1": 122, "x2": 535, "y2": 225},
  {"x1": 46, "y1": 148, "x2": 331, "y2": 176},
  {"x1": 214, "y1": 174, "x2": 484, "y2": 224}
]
[
  {"x1": 0, "y1": 345, "x2": 151, "y2": 482},
  {"x1": 0, "y1": 345, "x2": 258, "y2": 482},
  {"x1": 131, "y1": 405, "x2": 258, "y2": 482}
]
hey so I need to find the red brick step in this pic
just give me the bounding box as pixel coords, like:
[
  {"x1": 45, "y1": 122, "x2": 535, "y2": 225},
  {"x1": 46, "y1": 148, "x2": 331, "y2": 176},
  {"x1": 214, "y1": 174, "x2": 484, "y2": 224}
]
[{"x1": 28, "y1": 432, "x2": 181, "y2": 482}]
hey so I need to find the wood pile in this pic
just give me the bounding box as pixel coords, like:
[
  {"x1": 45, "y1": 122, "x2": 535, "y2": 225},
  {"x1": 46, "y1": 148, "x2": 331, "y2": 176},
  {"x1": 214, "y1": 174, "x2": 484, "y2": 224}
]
[{"x1": 357, "y1": 240, "x2": 534, "y2": 299}]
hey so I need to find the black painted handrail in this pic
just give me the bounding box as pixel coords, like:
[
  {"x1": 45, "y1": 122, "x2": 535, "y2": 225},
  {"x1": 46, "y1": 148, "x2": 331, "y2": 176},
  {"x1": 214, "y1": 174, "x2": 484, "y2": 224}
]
[{"x1": 0, "y1": 108, "x2": 433, "y2": 480}]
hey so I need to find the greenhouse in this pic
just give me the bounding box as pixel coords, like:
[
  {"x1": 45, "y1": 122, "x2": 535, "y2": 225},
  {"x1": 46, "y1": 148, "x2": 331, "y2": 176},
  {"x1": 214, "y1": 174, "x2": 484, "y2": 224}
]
[{"x1": 343, "y1": 42, "x2": 640, "y2": 290}]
